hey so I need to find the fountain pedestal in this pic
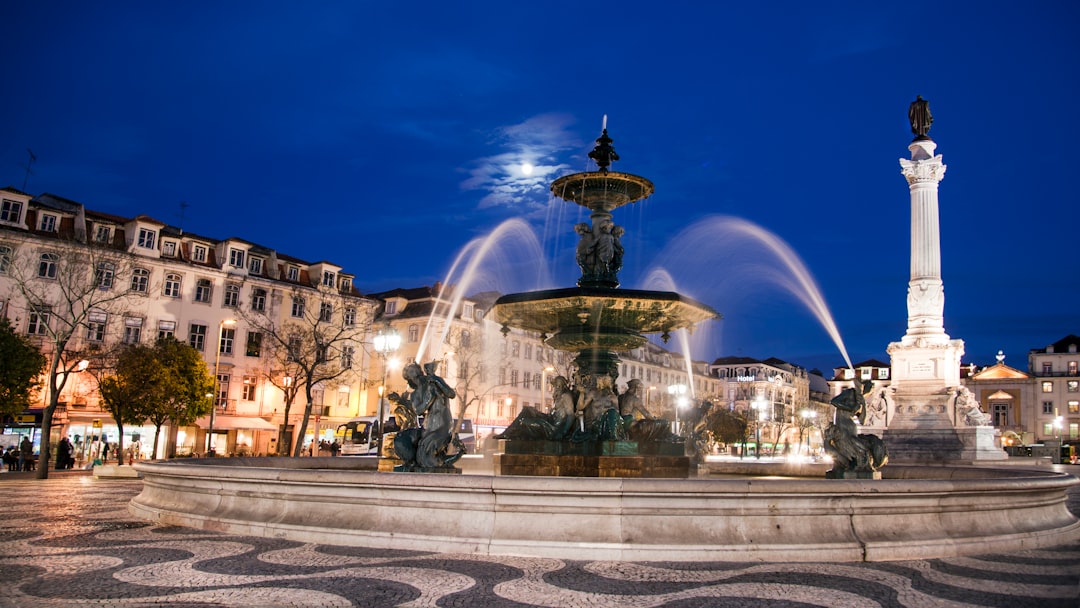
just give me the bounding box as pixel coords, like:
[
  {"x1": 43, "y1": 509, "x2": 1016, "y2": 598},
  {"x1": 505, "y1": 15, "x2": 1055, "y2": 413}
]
[{"x1": 499, "y1": 440, "x2": 690, "y2": 477}]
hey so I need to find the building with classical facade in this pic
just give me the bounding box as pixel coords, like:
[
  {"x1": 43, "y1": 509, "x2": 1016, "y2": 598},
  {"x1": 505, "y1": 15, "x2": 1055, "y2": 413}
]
[{"x1": 1, "y1": 187, "x2": 380, "y2": 458}]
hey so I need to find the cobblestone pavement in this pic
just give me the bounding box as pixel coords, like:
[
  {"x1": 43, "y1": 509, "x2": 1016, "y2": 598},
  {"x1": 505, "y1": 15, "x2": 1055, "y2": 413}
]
[{"x1": 1, "y1": 471, "x2": 1078, "y2": 608}]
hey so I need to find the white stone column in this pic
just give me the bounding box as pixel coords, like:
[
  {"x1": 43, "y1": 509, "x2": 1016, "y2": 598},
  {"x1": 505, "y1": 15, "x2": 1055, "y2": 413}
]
[{"x1": 899, "y1": 139, "x2": 948, "y2": 343}]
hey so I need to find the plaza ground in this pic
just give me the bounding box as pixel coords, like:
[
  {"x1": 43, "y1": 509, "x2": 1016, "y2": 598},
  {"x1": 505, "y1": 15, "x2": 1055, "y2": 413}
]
[{"x1": 0, "y1": 467, "x2": 1078, "y2": 607}]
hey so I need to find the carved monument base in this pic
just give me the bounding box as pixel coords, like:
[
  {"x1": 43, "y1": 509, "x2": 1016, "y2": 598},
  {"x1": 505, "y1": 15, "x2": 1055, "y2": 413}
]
[{"x1": 884, "y1": 426, "x2": 1007, "y2": 463}]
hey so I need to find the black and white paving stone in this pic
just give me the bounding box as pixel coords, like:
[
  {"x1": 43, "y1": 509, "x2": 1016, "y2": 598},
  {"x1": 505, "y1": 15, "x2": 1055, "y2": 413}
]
[{"x1": 1, "y1": 472, "x2": 1077, "y2": 608}]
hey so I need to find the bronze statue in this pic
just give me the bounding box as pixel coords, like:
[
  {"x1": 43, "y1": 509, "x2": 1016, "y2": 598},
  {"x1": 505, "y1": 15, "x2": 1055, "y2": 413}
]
[
  {"x1": 390, "y1": 361, "x2": 463, "y2": 471},
  {"x1": 908, "y1": 95, "x2": 933, "y2": 140},
  {"x1": 575, "y1": 218, "x2": 625, "y2": 286},
  {"x1": 823, "y1": 378, "x2": 888, "y2": 478},
  {"x1": 498, "y1": 376, "x2": 577, "y2": 441}
]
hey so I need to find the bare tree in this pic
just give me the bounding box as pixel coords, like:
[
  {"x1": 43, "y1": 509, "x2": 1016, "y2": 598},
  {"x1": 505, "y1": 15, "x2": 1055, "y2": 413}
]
[
  {"x1": 4, "y1": 239, "x2": 135, "y2": 479},
  {"x1": 242, "y1": 286, "x2": 370, "y2": 456}
]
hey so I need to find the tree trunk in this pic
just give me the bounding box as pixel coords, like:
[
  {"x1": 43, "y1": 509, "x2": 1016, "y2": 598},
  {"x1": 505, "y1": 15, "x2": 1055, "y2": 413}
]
[
  {"x1": 291, "y1": 392, "x2": 314, "y2": 457},
  {"x1": 151, "y1": 423, "x2": 163, "y2": 460},
  {"x1": 36, "y1": 401, "x2": 55, "y2": 479},
  {"x1": 115, "y1": 422, "x2": 125, "y2": 465}
]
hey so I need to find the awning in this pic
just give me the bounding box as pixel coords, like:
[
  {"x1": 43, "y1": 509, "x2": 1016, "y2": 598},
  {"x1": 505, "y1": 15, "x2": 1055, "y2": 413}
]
[{"x1": 196, "y1": 416, "x2": 278, "y2": 431}]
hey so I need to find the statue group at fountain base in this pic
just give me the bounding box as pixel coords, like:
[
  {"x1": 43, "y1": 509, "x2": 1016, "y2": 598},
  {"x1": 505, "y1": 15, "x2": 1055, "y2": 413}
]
[
  {"x1": 382, "y1": 359, "x2": 892, "y2": 479},
  {"x1": 498, "y1": 376, "x2": 683, "y2": 449}
]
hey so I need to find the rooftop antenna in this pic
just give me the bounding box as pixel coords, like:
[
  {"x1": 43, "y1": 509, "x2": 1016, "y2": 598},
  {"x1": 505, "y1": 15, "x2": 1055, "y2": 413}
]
[
  {"x1": 177, "y1": 201, "x2": 189, "y2": 235},
  {"x1": 20, "y1": 149, "x2": 36, "y2": 191}
]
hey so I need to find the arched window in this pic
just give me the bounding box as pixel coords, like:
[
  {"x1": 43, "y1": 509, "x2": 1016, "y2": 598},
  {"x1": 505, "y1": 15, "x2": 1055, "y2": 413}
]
[
  {"x1": 164, "y1": 273, "x2": 182, "y2": 297},
  {"x1": 37, "y1": 252, "x2": 58, "y2": 278},
  {"x1": 130, "y1": 268, "x2": 149, "y2": 293}
]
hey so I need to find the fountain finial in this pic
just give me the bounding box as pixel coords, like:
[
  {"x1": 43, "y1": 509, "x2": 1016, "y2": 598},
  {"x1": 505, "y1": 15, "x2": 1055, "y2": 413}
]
[{"x1": 588, "y1": 123, "x2": 619, "y2": 173}]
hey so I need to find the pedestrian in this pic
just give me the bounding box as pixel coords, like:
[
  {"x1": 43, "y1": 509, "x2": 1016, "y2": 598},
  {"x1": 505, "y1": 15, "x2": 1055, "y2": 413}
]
[
  {"x1": 3, "y1": 446, "x2": 16, "y2": 471},
  {"x1": 19, "y1": 436, "x2": 33, "y2": 472},
  {"x1": 56, "y1": 436, "x2": 73, "y2": 470}
]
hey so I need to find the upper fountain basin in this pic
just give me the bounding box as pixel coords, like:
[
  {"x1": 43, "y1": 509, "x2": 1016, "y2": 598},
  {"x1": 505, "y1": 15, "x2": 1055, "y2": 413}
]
[{"x1": 550, "y1": 171, "x2": 655, "y2": 212}]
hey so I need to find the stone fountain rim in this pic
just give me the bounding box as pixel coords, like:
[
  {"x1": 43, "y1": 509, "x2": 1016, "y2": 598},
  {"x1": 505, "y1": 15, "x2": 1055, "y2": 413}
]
[{"x1": 129, "y1": 458, "x2": 1080, "y2": 563}]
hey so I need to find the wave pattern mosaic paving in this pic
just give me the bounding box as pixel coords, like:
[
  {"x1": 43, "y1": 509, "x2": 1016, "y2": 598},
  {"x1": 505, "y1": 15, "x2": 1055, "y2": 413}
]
[{"x1": 1, "y1": 476, "x2": 1078, "y2": 608}]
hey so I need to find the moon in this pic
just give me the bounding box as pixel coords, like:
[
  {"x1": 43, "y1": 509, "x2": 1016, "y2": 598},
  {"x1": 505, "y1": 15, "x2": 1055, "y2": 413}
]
[{"x1": 521, "y1": 162, "x2": 534, "y2": 176}]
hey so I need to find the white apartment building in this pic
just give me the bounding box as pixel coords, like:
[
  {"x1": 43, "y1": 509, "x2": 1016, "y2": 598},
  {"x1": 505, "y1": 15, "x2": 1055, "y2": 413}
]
[
  {"x1": 1028, "y1": 335, "x2": 1080, "y2": 442},
  {"x1": 0, "y1": 187, "x2": 379, "y2": 457}
]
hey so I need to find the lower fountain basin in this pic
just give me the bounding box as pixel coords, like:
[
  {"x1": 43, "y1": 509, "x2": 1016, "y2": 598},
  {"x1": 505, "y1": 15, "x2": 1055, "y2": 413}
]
[{"x1": 129, "y1": 458, "x2": 1080, "y2": 562}]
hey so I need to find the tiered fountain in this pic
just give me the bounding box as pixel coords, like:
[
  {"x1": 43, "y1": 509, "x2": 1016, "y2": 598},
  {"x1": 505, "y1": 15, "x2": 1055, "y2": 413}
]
[
  {"x1": 129, "y1": 116, "x2": 1080, "y2": 563},
  {"x1": 489, "y1": 124, "x2": 717, "y2": 477}
]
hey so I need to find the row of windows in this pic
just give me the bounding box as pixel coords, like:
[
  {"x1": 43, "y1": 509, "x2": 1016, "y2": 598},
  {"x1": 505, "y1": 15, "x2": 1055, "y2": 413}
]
[
  {"x1": 26, "y1": 310, "x2": 360, "y2": 370},
  {"x1": 1039, "y1": 361, "x2": 1080, "y2": 375},
  {"x1": 4, "y1": 252, "x2": 361, "y2": 325},
  {"x1": 1041, "y1": 400, "x2": 1080, "y2": 415},
  {"x1": 1041, "y1": 380, "x2": 1080, "y2": 393}
]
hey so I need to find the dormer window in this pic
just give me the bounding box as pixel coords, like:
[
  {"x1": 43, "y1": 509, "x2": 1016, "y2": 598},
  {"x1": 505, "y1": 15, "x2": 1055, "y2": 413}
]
[
  {"x1": 228, "y1": 248, "x2": 245, "y2": 268},
  {"x1": 860, "y1": 367, "x2": 872, "y2": 380},
  {"x1": 339, "y1": 277, "x2": 351, "y2": 292},
  {"x1": 0, "y1": 199, "x2": 23, "y2": 224},
  {"x1": 322, "y1": 271, "x2": 335, "y2": 287},
  {"x1": 248, "y1": 257, "x2": 263, "y2": 275},
  {"x1": 287, "y1": 266, "x2": 299, "y2": 281},
  {"x1": 843, "y1": 368, "x2": 855, "y2": 379},
  {"x1": 137, "y1": 228, "x2": 156, "y2": 249},
  {"x1": 94, "y1": 225, "x2": 112, "y2": 243},
  {"x1": 39, "y1": 214, "x2": 57, "y2": 232},
  {"x1": 162, "y1": 241, "x2": 177, "y2": 257},
  {"x1": 192, "y1": 244, "x2": 207, "y2": 262},
  {"x1": 386, "y1": 301, "x2": 398, "y2": 315}
]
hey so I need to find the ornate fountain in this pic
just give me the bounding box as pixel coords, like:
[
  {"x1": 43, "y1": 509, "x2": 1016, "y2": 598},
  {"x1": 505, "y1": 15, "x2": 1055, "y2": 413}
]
[{"x1": 488, "y1": 124, "x2": 718, "y2": 477}]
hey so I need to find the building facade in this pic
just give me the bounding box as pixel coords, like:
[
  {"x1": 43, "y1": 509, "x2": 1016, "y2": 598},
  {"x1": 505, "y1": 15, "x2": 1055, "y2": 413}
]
[{"x1": 0, "y1": 187, "x2": 380, "y2": 458}]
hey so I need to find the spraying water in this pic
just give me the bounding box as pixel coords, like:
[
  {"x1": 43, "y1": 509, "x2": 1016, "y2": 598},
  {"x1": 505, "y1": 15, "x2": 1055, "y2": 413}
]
[
  {"x1": 641, "y1": 267, "x2": 699, "y2": 397},
  {"x1": 417, "y1": 218, "x2": 551, "y2": 362},
  {"x1": 652, "y1": 215, "x2": 853, "y2": 370}
]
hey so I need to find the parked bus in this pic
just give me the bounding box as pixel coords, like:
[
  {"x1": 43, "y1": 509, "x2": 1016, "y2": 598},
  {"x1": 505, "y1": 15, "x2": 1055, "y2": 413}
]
[
  {"x1": 336, "y1": 416, "x2": 385, "y2": 456},
  {"x1": 337, "y1": 416, "x2": 475, "y2": 456}
]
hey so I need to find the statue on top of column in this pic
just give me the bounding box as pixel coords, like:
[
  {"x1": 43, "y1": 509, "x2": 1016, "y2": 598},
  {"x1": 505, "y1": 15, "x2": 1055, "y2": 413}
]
[{"x1": 908, "y1": 95, "x2": 933, "y2": 140}]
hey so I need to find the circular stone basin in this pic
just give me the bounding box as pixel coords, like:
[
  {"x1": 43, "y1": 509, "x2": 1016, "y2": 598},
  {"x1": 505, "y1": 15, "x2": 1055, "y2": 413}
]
[
  {"x1": 489, "y1": 287, "x2": 719, "y2": 349},
  {"x1": 129, "y1": 458, "x2": 1080, "y2": 563}
]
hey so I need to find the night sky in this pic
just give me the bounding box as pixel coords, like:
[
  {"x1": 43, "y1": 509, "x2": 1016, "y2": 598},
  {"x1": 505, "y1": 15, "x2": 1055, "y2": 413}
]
[{"x1": 3, "y1": 2, "x2": 1078, "y2": 374}]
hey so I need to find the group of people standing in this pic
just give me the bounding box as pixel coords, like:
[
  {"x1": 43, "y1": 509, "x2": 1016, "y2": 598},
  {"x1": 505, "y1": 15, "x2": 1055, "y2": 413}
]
[{"x1": 2, "y1": 436, "x2": 37, "y2": 471}]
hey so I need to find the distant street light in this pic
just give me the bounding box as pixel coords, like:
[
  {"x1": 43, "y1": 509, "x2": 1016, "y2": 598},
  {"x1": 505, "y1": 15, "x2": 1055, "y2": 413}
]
[
  {"x1": 207, "y1": 319, "x2": 236, "y2": 455},
  {"x1": 752, "y1": 396, "x2": 768, "y2": 459},
  {"x1": 540, "y1": 366, "x2": 555, "y2": 412},
  {"x1": 668, "y1": 383, "x2": 688, "y2": 435},
  {"x1": 373, "y1": 326, "x2": 401, "y2": 453}
]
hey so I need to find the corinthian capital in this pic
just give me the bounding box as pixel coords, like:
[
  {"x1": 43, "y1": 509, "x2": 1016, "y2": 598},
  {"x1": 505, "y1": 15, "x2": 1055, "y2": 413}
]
[{"x1": 900, "y1": 156, "x2": 947, "y2": 185}]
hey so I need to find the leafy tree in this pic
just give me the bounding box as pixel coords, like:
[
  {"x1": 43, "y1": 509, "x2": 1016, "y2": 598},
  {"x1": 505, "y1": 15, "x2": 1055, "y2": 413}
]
[
  {"x1": 0, "y1": 317, "x2": 47, "y2": 419},
  {"x1": 5, "y1": 240, "x2": 133, "y2": 479},
  {"x1": 703, "y1": 406, "x2": 749, "y2": 445},
  {"x1": 97, "y1": 344, "x2": 161, "y2": 465},
  {"x1": 242, "y1": 287, "x2": 371, "y2": 456},
  {"x1": 141, "y1": 338, "x2": 214, "y2": 458}
]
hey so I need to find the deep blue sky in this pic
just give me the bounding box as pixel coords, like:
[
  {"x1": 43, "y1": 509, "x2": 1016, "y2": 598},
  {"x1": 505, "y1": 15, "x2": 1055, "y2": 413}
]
[{"x1": 3, "y1": 2, "x2": 1078, "y2": 374}]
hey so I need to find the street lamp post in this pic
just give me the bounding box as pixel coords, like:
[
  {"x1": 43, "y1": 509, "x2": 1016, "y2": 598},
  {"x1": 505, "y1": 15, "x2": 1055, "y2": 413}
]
[
  {"x1": 668, "y1": 383, "x2": 688, "y2": 435},
  {"x1": 372, "y1": 327, "x2": 401, "y2": 453},
  {"x1": 207, "y1": 319, "x2": 236, "y2": 455},
  {"x1": 800, "y1": 409, "x2": 817, "y2": 457},
  {"x1": 752, "y1": 396, "x2": 768, "y2": 459},
  {"x1": 540, "y1": 366, "x2": 554, "y2": 412}
]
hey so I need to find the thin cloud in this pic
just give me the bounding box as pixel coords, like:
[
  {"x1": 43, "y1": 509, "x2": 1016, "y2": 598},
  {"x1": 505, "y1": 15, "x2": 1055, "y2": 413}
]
[{"x1": 462, "y1": 113, "x2": 578, "y2": 210}]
